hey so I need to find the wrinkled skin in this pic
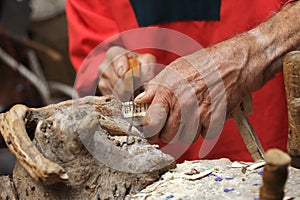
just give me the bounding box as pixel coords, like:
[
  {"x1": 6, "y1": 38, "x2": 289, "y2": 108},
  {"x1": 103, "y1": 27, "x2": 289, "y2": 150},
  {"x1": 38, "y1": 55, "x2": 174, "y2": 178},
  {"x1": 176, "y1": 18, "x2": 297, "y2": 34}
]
[
  {"x1": 135, "y1": 45, "x2": 248, "y2": 144},
  {"x1": 98, "y1": 46, "x2": 156, "y2": 96},
  {"x1": 135, "y1": 2, "x2": 300, "y2": 144}
]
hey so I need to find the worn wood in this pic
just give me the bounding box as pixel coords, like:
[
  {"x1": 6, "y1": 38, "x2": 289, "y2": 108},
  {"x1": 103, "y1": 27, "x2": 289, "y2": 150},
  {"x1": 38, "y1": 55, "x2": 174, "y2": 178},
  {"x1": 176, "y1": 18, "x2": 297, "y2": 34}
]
[
  {"x1": 0, "y1": 96, "x2": 175, "y2": 199},
  {"x1": 283, "y1": 51, "x2": 300, "y2": 164},
  {"x1": 231, "y1": 95, "x2": 265, "y2": 161},
  {"x1": 259, "y1": 149, "x2": 291, "y2": 200}
]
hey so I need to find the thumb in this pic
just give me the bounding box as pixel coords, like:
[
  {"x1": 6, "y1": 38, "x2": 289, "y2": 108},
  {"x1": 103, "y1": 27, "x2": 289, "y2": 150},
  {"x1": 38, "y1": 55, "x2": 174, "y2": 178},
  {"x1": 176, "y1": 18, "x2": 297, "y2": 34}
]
[{"x1": 134, "y1": 84, "x2": 156, "y2": 104}]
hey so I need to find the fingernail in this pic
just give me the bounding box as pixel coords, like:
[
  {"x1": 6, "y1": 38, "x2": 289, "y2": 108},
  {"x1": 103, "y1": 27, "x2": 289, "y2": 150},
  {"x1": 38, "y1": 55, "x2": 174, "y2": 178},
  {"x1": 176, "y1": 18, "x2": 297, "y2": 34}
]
[
  {"x1": 117, "y1": 66, "x2": 125, "y2": 76},
  {"x1": 136, "y1": 91, "x2": 146, "y2": 99}
]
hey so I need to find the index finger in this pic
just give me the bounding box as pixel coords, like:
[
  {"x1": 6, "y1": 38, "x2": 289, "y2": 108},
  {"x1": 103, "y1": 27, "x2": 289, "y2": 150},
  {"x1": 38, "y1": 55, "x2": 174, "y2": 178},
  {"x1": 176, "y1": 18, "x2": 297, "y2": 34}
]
[{"x1": 142, "y1": 95, "x2": 169, "y2": 143}]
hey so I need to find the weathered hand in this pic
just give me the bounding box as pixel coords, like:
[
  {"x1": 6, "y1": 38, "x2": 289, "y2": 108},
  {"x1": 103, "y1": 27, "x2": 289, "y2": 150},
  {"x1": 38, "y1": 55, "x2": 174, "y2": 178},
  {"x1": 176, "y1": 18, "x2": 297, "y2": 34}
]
[
  {"x1": 135, "y1": 44, "x2": 250, "y2": 144},
  {"x1": 98, "y1": 46, "x2": 156, "y2": 96},
  {"x1": 135, "y1": 1, "x2": 300, "y2": 144}
]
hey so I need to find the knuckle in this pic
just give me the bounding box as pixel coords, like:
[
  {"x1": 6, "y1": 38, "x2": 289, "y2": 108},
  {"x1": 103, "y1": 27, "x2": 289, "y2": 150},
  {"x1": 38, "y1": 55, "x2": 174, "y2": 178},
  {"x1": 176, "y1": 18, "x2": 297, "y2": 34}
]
[
  {"x1": 144, "y1": 117, "x2": 161, "y2": 130},
  {"x1": 98, "y1": 63, "x2": 105, "y2": 73},
  {"x1": 160, "y1": 132, "x2": 174, "y2": 143},
  {"x1": 143, "y1": 53, "x2": 156, "y2": 62},
  {"x1": 107, "y1": 46, "x2": 127, "y2": 60},
  {"x1": 98, "y1": 80, "x2": 106, "y2": 89},
  {"x1": 106, "y1": 46, "x2": 120, "y2": 55},
  {"x1": 148, "y1": 136, "x2": 159, "y2": 144}
]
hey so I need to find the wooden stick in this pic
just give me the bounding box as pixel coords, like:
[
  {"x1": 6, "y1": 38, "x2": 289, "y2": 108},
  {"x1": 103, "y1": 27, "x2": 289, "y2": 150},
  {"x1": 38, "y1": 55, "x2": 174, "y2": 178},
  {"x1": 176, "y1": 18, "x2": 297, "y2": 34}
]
[
  {"x1": 0, "y1": 27, "x2": 62, "y2": 61},
  {"x1": 283, "y1": 51, "x2": 300, "y2": 168},
  {"x1": 0, "y1": 47, "x2": 51, "y2": 104},
  {"x1": 259, "y1": 149, "x2": 291, "y2": 200}
]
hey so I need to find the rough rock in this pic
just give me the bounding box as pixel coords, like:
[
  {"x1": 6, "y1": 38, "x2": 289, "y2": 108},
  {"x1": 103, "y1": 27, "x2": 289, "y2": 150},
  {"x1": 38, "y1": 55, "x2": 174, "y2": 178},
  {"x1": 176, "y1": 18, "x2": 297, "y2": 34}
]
[{"x1": 0, "y1": 176, "x2": 17, "y2": 200}]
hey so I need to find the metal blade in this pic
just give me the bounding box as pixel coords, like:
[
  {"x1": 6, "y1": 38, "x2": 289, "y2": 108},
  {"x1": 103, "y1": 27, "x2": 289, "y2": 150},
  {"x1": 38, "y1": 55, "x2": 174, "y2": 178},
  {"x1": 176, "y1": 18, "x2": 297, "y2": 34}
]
[{"x1": 128, "y1": 68, "x2": 135, "y2": 132}]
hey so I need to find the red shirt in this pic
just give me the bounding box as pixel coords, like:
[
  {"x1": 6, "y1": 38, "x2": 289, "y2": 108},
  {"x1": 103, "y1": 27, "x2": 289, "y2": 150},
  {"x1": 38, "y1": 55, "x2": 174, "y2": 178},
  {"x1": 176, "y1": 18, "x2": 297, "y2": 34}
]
[{"x1": 66, "y1": 0, "x2": 290, "y2": 162}]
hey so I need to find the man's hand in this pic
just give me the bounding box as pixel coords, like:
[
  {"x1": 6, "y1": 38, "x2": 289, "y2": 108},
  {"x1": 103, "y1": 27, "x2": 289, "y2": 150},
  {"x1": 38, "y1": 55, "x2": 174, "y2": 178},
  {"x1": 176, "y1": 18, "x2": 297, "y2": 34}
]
[
  {"x1": 135, "y1": 2, "x2": 300, "y2": 144},
  {"x1": 98, "y1": 46, "x2": 156, "y2": 96},
  {"x1": 135, "y1": 46, "x2": 248, "y2": 144}
]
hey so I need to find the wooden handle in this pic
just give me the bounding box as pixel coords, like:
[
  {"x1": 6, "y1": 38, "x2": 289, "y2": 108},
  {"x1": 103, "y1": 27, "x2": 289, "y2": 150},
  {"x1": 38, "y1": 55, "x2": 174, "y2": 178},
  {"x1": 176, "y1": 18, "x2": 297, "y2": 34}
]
[
  {"x1": 283, "y1": 51, "x2": 300, "y2": 159},
  {"x1": 124, "y1": 58, "x2": 141, "y2": 93},
  {"x1": 259, "y1": 149, "x2": 291, "y2": 200},
  {"x1": 128, "y1": 57, "x2": 140, "y2": 70},
  {"x1": 283, "y1": 51, "x2": 300, "y2": 169}
]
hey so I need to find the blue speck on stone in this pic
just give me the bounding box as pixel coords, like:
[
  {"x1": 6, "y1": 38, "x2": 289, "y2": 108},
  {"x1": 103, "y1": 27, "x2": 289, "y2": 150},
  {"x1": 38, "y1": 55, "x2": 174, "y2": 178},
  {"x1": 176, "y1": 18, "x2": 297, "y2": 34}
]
[
  {"x1": 258, "y1": 171, "x2": 263, "y2": 176},
  {"x1": 224, "y1": 188, "x2": 235, "y2": 193},
  {"x1": 215, "y1": 177, "x2": 223, "y2": 181},
  {"x1": 205, "y1": 167, "x2": 212, "y2": 170},
  {"x1": 252, "y1": 183, "x2": 261, "y2": 186},
  {"x1": 225, "y1": 177, "x2": 234, "y2": 180},
  {"x1": 166, "y1": 195, "x2": 174, "y2": 199},
  {"x1": 208, "y1": 173, "x2": 215, "y2": 177},
  {"x1": 254, "y1": 197, "x2": 259, "y2": 200}
]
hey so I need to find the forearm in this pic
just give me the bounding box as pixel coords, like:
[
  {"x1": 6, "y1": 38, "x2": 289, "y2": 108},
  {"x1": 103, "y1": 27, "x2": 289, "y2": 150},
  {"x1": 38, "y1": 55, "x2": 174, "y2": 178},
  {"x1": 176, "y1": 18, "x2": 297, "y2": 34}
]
[
  {"x1": 203, "y1": 1, "x2": 300, "y2": 95},
  {"x1": 135, "y1": 1, "x2": 300, "y2": 143},
  {"x1": 244, "y1": 1, "x2": 300, "y2": 92}
]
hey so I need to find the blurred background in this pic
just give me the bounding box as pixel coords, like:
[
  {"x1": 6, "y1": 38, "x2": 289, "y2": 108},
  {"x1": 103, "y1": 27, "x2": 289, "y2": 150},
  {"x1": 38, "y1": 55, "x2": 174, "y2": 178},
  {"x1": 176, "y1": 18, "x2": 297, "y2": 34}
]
[{"x1": 0, "y1": 0, "x2": 76, "y2": 175}]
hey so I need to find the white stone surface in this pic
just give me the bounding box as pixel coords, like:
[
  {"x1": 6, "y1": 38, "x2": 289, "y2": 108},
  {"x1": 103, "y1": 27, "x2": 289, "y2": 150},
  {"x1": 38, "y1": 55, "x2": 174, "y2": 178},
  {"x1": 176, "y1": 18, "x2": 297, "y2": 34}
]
[{"x1": 127, "y1": 158, "x2": 300, "y2": 200}]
